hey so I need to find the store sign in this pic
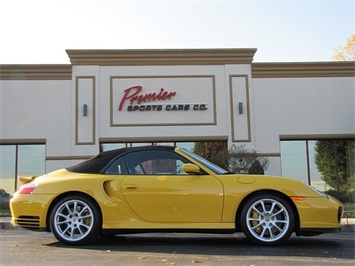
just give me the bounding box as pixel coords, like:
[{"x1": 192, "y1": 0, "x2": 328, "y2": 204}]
[
  {"x1": 118, "y1": 85, "x2": 208, "y2": 112},
  {"x1": 111, "y1": 76, "x2": 216, "y2": 126}
]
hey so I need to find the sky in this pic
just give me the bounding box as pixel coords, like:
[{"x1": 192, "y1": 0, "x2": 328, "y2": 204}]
[{"x1": 0, "y1": 0, "x2": 354, "y2": 64}]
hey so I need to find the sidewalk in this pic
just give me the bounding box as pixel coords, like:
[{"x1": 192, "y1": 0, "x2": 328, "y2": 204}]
[
  {"x1": 341, "y1": 217, "x2": 355, "y2": 232},
  {"x1": 1, "y1": 216, "x2": 355, "y2": 231}
]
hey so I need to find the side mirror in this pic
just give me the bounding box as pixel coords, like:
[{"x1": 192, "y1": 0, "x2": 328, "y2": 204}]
[{"x1": 182, "y1": 163, "x2": 200, "y2": 174}]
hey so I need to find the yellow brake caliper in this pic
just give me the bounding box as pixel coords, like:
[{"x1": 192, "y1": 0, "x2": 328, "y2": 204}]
[{"x1": 251, "y1": 211, "x2": 261, "y2": 234}]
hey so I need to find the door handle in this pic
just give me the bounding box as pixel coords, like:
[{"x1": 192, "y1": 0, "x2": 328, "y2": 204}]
[{"x1": 124, "y1": 185, "x2": 138, "y2": 189}]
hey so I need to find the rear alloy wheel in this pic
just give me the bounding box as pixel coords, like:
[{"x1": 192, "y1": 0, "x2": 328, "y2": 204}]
[
  {"x1": 240, "y1": 193, "x2": 294, "y2": 245},
  {"x1": 50, "y1": 195, "x2": 101, "y2": 245}
]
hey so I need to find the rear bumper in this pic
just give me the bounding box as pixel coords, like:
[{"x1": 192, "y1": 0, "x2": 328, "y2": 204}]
[{"x1": 10, "y1": 194, "x2": 49, "y2": 230}]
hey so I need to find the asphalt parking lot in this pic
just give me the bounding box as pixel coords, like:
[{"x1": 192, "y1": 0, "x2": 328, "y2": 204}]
[{"x1": 1, "y1": 227, "x2": 354, "y2": 266}]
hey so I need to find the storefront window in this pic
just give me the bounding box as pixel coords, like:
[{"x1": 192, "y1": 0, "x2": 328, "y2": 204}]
[
  {"x1": 0, "y1": 146, "x2": 16, "y2": 195},
  {"x1": 281, "y1": 141, "x2": 308, "y2": 183},
  {"x1": 101, "y1": 142, "x2": 196, "y2": 152},
  {"x1": 101, "y1": 143, "x2": 127, "y2": 152},
  {"x1": 280, "y1": 140, "x2": 324, "y2": 190},
  {"x1": 176, "y1": 142, "x2": 195, "y2": 151},
  {"x1": 131, "y1": 143, "x2": 154, "y2": 147},
  {"x1": 281, "y1": 139, "x2": 355, "y2": 202},
  {"x1": 18, "y1": 145, "x2": 46, "y2": 179},
  {"x1": 308, "y1": 141, "x2": 325, "y2": 190},
  {"x1": 0, "y1": 144, "x2": 45, "y2": 194}
]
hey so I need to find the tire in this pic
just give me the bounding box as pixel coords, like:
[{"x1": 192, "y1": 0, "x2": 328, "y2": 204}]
[
  {"x1": 50, "y1": 195, "x2": 101, "y2": 245},
  {"x1": 240, "y1": 193, "x2": 294, "y2": 246}
]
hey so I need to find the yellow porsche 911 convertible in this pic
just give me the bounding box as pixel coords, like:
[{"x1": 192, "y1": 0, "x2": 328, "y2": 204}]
[{"x1": 10, "y1": 146, "x2": 343, "y2": 246}]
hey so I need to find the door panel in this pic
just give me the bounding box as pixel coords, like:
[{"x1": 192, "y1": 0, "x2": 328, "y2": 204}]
[
  {"x1": 121, "y1": 174, "x2": 223, "y2": 223},
  {"x1": 120, "y1": 149, "x2": 224, "y2": 223}
]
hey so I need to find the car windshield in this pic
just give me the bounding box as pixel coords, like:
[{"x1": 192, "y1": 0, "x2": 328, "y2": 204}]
[{"x1": 179, "y1": 148, "x2": 229, "y2": 175}]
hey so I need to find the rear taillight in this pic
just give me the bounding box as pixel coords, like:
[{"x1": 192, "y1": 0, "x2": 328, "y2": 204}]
[{"x1": 18, "y1": 184, "x2": 36, "y2": 194}]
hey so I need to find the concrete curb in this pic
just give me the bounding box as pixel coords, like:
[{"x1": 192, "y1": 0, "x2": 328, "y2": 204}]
[
  {"x1": 1, "y1": 217, "x2": 354, "y2": 232},
  {"x1": 0, "y1": 222, "x2": 12, "y2": 229},
  {"x1": 0, "y1": 217, "x2": 13, "y2": 229},
  {"x1": 341, "y1": 224, "x2": 355, "y2": 232}
]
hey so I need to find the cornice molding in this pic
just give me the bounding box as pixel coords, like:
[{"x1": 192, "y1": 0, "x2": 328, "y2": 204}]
[
  {"x1": 0, "y1": 139, "x2": 46, "y2": 144},
  {"x1": 46, "y1": 156, "x2": 92, "y2": 161},
  {"x1": 1, "y1": 56, "x2": 354, "y2": 80},
  {"x1": 99, "y1": 135, "x2": 228, "y2": 143},
  {"x1": 252, "y1": 61, "x2": 355, "y2": 78},
  {"x1": 0, "y1": 65, "x2": 72, "y2": 80},
  {"x1": 66, "y1": 49, "x2": 258, "y2": 66},
  {"x1": 280, "y1": 134, "x2": 355, "y2": 140}
]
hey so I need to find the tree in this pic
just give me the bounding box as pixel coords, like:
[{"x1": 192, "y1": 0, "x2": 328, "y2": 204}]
[
  {"x1": 314, "y1": 140, "x2": 354, "y2": 201},
  {"x1": 333, "y1": 34, "x2": 355, "y2": 61},
  {"x1": 194, "y1": 142, "x2": 270, "y2": 174},
  {"x1": 193, "y1": 141, "x2": 229, "y2": 170},
  {"x1": 228, "y1": 144, "x2": 270, "y2": 174}
]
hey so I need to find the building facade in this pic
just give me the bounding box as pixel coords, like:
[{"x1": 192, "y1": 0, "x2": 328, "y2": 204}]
[{"x1": 1, "y1": 49, "x2": 354, "y2": 195}]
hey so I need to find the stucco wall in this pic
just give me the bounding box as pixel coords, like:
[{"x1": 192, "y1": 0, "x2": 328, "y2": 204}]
[{"x1": 1, "y1": 50, "x2": 354, "y2": 176}]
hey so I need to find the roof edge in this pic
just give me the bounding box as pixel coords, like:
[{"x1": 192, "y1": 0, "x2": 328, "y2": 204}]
[
  {"x1": 0, "y1": 65, "x2": 72, "y2": 80},
  {"x1": 252, "y1": 61, "x2": 355, "y2": 78},
  {"x1": 66, "y1": 48, "x2": 258, "y2": 66}
]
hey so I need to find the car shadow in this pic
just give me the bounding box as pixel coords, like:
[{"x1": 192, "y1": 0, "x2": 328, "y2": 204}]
[{"x1": 46, "y1": 233, "x2": 354, "y2": 260}]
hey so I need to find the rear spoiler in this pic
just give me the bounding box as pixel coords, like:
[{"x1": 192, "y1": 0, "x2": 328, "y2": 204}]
[{"x1": 18, "y1": 176, "x2": 38, "y2": 185}]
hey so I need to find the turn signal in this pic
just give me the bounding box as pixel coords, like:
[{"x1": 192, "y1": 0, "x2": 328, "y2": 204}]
[{"x1": 290, "y1": 196, "x2": 306, "y2": 201}]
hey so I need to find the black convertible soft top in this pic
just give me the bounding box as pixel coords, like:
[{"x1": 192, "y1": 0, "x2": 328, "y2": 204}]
[{"x1": 66, "y1": 145, "x2": 176, "y2": 174}]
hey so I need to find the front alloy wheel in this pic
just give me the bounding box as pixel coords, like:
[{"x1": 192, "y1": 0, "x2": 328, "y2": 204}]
[
  {"x1": 50, "y1": 195, "x2": 101, "y2": 245},
  {"x1": 240, "y1": 193, "x2": 294, "y2": 245}
]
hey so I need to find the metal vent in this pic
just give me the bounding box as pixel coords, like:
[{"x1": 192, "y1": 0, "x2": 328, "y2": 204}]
[{"x1": 17, "y1": 216, "x2": 40, "y2": 228}]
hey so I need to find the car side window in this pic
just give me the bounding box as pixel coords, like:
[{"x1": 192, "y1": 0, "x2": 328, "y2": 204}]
[
  {"x1": 104, "y1": 157, "x2": 129, "y2": 175},
  {"x1": 123, "y1": 150, "x2": 190, "y2": 175}
]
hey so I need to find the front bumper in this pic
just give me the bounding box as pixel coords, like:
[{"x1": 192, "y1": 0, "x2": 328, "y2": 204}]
[{"x1": 295, "y1": 195, "x2": 343, "y2": 230}]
